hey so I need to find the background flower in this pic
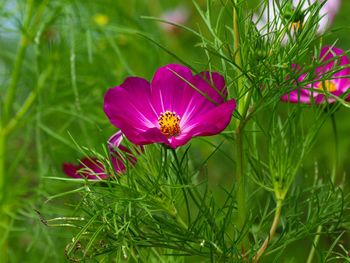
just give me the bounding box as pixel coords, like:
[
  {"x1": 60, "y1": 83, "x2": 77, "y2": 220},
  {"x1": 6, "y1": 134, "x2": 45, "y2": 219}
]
[
  {"x1": 160, "y1": 5, "x2": 189, "y2": 33},
  {"x1": 63, "y1": 157, "x2": 108, "y2": 180},
  {"x1": 253, "y1": 0, "x2": 341, "y2": 43},
  {"x1": 63, "y1": 131, "x2": 128, "y2": 179},
  {"x1": 281, "y1": 46, "x2": 350, "y2": 104}
]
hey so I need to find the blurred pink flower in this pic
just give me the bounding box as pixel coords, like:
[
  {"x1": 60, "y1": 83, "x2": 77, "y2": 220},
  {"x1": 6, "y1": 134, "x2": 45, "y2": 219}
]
[
  {"x1": 253, "y1": 0, "x2": 340, "y2": 43},
  {"x1": 104, "y1": 64, "x2": 236, "y2": 149},
  {"x1": 160, "y1": 6, "x2": 189, "y2": 33},
  {"x1": 63, "y1": 131, "x2": 129, "y2": 180},
  {"x1": 316, "y1": 0, "x2": 340, "y2": 33},
  {"x1": 281, "y1": 46, "x2": 350, "y2": 104}
]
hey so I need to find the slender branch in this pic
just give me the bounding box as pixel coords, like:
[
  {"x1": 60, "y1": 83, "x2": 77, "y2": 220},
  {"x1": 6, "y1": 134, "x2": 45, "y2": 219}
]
[
  {"x1": 0, "y1": 0, "x2": 34, "y2": 205},
  {"x1": 235, "y1": 125, "x2": 246, "y2": 245},
  {"x1": 306, "y1": 113, "x2": 338, "y2": 263},
  {"x1": 0, "y1": 2, "x2": 35, "y2": 260},
  {"x1": 330, "y1": 113, "x2": 338, "y2": 183},
  {"x1": 0, "y1": 131, "x2": 5, "y2": 202},
  {"x1": 2, "y1": 0, "x2": 34, "y2": 123},
  {"x1": 171, "y1": 148, "x2": 221, "y2": 254},
  {"x1": 0, "y1": 0, "x2": 34, "y2": 199},
  {"x1": 233, "y1": 1, "x2": 245, "y2": 115},
  {"x1": 253, "y1": 199, "x2": 283, "y2": 262},
  {"x1": 232, "y1": 8, "x2": 254, "y2": 246},
  {"x1": 2, "y1": 67, "x2": 52, "y2": 136},
  {"x1": 170, "y1": 149, "x2": 191, "y2": 227}
]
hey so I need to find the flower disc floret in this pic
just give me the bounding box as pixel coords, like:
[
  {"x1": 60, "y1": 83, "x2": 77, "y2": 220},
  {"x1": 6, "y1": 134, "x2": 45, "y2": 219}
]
[
  {"x1": 158, "y1": 111, "x2": 181, "y2": 138},
  {"x1": 316, "y1": 80, "x2": 337, "y2": 93}
]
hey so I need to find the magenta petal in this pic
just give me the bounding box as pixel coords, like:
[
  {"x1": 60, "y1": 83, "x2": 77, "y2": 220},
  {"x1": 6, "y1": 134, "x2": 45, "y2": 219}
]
[
  {"x1": 281, "y1": 88, "x2": 315, "y2": 104},
  {"x1": 189, "y1": 99, "x2": 236, "y2": 136},
  {"x1": 138, "y1": 127, "x2": 168, "y2": 145},
  {"x1": 179, "y1": 71, "x2": 228, "y2": 127},
  {"x1": 104, "y1": 77, "x2": 159, "y2": 144},
  {"x1": 108, "y1": 131, "x2": 123, "y2": 152},
  {"x1": 62, "y1": 163, "x2": 81, "y2": 179},
  {"x1": 108, "y1": 131, "x2": 127, "y2": 174},
  {"x1": 104, "y1": 64, "x2": 236, "y2": 148},
  {"x1": 318, "y1": 46, "x2": 350, "y2": 75},
  {"x1": 111, "y1": 157, "x2": 126, "y2": 174},
  {"x1": 168, "y1": 99, "x2": 236, "y2": 148},
  {"x1": 63, "y1": 157, "x2": 107, "y2": 180},
  {"x1": 151, "y1": 64, "x2": 193, "y2": 113},
  {"x1": 107, "y1": 130, "x2": 145, "y2": 173},
  {"x1": 282, "y1": 46, "x2": 350, "y2": 105},
  {"x1": 337, "y1": 78, "x2": 350, "y2": 93},
  {"x1": 193, "y1": 71, "x2": 227, "y2": 104}
]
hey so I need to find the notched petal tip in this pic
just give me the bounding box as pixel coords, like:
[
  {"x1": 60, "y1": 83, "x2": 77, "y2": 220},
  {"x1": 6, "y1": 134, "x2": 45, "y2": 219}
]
[{"x1": 108, "y1": 130, "x2": 123, "y2": 150}]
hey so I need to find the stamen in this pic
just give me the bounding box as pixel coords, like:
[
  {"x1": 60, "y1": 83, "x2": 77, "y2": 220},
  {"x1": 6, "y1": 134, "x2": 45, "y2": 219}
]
[
  {"x1": 316, "y1": 80, "x2": 337, "y2": 93},
  {"x1": 158, "y1": 110, "x2": 181, "y2": 138},
  {"x1": 290, "y1": 21, "x2": 302, "y2": 31}
]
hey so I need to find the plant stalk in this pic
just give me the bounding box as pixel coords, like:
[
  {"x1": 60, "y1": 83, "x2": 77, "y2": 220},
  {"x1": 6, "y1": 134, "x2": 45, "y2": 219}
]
[
  {"x1": 0, "y1": 125, "x2": 7, "y2": 262},
  {"x1": 0, "y1": 1, "x2": 34, "y2": 259},
  {"x1": 306, "y1": 113, "x2": 338, "y2": 263},
  {"x1": 0, "y1": 131, "x2": 5, "y2": 201},
  {"x1": 3, "y1": 0, "x2": 34, "y2": 123},
  {"x1": 235, "y1": 125, "x2": 246, "y2": 243},
  {"x1": 233, "y1": 1, "x2": 252, "y2": 251},
  {"x1": 253, "y1": 199, "x2": 283, "y2": 262},
  {"x1": 170, "y1": 149, "x2": 191, "y2": 227},
  {"x1": 1, "y1": 0, "x2": 34, "y2": 199},
  {"x1": 233, "y1": 2, "x2": 245, "y2": 115},
  {"x1": 330, "y1": 113, "x2": 338, "y2": 183}
]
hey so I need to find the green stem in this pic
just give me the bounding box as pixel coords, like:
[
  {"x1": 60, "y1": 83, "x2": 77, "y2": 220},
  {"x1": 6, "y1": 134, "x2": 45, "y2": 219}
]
[
  {"x1": 330, "y1": 113, "x2": 338, "y2": 183},
  {"x1": 233, "y1": 1, "x2": 250, "y2": 250},
  {"x1": 170, "y1": 205, "x2": 188, "y2": 230},
  {"x1": 306, "y1": 224, "x2": 322, "y2": 263},
  {"x1": 0, "y1": 1, "x2": 34, "y2": 259},
  {"x1": 253, "y1": 199, "x2": 283, "y2": 262},
  {"x1": 306, "y1": 113, "x2": 338, "y2": 263},
  {"x1": 235, "y1": 126, "x2": 246, "y2": 243},
  {"x1": 0, "y1": 0, "x2": 34, "y2": 196},
  {"x1": 3, "y1": 90, "x2": 38, "y2": 136},
  {"x1": 0, "y1": 131, "x2": 5, "y2": 201},
  {"x1": 2, "y1": 67, "x2": 52, "y2": 137},
  {"x1": 170, "y1": 149, "x2": 191, "y2": 227},
  {"x1": 171, "y1": 149, "x2": 224, "y2": 254},
  {"x1": 233, "y1": 2, "x2": 245, "y2": 115},
  {"x1": 2, "y1": 0, "x2": 34, "y2": 123},
  {"x1": 0, "y1": 126, "x2": 7, "y2": 262}
]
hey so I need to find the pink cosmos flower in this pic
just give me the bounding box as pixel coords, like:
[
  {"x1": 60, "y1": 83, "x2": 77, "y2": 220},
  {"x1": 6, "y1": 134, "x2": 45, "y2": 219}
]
[
  {"x1": 63, "y1": 131, "x2": 128, "y2": 180},
  {"x1": 253, "y1": 0, "x2": 340, "y2": 43},
  {"x1": 316, "y1": 0, "x2": 341, "y2": 34},
  {"x1": 104, "y1": 64, "x2": 236, "y2": 149},
  {"x1": 281, "y1": 46, "x2": 350, "y2": 104},
  {"x1": 160, "y1": 6, "x2": 189, "y2": 33}
]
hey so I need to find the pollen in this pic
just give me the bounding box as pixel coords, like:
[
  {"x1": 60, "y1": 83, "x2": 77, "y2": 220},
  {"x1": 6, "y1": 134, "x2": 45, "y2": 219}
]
[
  {"x1": 316, "y1": 80, "x2": 337, "y2": 93},
  {"x1": 158, "y1": 111, "x2": 181, "y2": 138}
]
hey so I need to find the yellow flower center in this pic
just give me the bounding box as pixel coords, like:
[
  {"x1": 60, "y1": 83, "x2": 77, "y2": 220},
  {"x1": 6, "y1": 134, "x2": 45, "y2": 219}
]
[
  {"x1": 290, "y1": 21, "x2": 302, "y2": 31},
  {"x1": 158, "y1": 111, "x2": 181, "y2": 138},
  {"x1": 316, "y1": 80, "x2": 337, "y2": 93}
]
